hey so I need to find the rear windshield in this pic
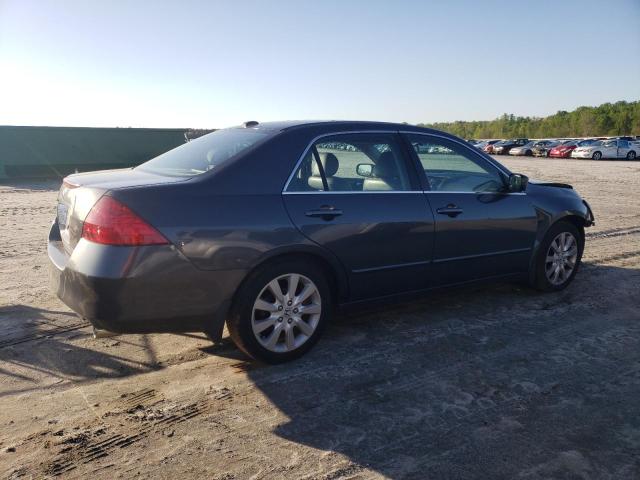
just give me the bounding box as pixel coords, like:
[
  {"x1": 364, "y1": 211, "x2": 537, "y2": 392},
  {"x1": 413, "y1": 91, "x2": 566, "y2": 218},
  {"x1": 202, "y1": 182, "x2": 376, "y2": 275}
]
[{"x1": 137, "y1": 128, "x2": 269, "y2": 177}]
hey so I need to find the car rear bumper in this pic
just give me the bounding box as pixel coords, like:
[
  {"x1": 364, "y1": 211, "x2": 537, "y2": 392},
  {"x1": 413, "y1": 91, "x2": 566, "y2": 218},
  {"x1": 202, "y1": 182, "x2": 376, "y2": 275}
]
[{"x1": 48, "y1": 220, "x2": 246, "y2": 337}]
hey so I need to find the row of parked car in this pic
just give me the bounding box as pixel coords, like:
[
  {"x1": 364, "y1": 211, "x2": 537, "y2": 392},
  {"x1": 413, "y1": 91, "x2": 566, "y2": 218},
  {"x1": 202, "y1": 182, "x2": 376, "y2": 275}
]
[{"x1": 470, "y1": 136, "x2": 640, "y2": 160}]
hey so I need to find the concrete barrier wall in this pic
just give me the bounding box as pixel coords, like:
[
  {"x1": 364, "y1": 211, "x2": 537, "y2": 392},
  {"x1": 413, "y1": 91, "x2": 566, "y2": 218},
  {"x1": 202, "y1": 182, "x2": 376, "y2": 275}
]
[{"x1": 0, "y1": 126, "x2": 193, "y2": 179}]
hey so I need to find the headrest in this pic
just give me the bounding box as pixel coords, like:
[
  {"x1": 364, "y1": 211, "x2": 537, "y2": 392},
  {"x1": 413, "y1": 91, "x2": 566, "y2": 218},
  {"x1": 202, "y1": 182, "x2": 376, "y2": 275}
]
[
  {"x1": 373, "y1": 151, "x2": 396, "y2": 178},
  {"x1": 311, "y1": 152, "x2": 339, "y2": 177}
]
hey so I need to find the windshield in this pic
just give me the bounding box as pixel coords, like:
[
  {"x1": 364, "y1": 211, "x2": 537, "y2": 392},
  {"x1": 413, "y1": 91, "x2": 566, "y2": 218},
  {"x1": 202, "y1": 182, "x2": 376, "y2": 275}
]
[{"x1": 137, "y1": 128, "x2": 270, "y2": 177}]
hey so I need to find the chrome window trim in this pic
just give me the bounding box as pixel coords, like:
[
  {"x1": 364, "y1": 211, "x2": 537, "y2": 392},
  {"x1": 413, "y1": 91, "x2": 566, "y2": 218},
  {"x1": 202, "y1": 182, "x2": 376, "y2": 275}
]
[
  {"x1": 424, "y1": 191, "x2": 526, "y2": 196},
  {"x1": 282, "y1": 190, "x2": 425, "y2": 195},
  {"x1": 281, "y1": 130, "x2": 421, "y2": 194},
  {"x1": 283, "y1": 190, "x2": 525, "y2": 196}
]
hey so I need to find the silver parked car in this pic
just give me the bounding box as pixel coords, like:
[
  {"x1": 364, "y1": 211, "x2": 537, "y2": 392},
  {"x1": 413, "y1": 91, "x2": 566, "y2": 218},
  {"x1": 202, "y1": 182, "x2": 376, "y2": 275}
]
[
  {"x1": 509, "y1": 140, "x2": 554, "y2": 156},
  {"x1": 571, "y1": 139, "x2": 638, "y2": 160}
]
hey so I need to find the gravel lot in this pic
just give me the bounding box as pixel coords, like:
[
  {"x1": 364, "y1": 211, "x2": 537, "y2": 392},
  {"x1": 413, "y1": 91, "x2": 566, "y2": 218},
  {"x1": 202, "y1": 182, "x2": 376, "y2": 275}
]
[{"x1": 1, "y1": 157, "x2": 639, "y2": 479}]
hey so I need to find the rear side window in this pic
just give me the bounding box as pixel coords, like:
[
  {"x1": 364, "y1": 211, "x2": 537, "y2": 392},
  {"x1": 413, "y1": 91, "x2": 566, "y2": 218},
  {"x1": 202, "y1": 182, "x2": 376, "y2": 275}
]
[
  {"x1": 285, "y1": 133, "x2": 413, "y2": 192},
  {"x1": 137, "y1": 128, "x2": 269, "y2": 177}
]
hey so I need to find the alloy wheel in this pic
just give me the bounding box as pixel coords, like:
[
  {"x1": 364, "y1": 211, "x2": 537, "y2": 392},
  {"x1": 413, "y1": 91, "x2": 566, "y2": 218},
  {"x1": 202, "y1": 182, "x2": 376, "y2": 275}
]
[
  {"x1": 592, "y1": 152, "x2": 602, "y2": 160},
  {"x1": 627, "y1": 151, "x2": 636, "y2": 160},
  {"x1": 545, "y1": 232, "x2": 578, "y2": 286},
  {"x1": 251, "y1": 274, "x2": 322, "y2": 353}
]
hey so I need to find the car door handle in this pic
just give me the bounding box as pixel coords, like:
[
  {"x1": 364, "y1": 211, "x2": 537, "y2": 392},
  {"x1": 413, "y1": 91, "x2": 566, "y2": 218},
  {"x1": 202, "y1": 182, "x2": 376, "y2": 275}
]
[
  {"x1": 436, "y1": 205, "x2": 464, "y2": 217},
  {"x1": 305, "y1": 207, "x2": 343, "y2": 219}
]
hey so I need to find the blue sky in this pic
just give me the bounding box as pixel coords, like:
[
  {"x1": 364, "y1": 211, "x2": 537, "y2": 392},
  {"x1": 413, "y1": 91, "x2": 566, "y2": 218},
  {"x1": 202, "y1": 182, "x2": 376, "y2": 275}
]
[{"x1": 1, "y1": 0, "x2": 638, "y2": 128}]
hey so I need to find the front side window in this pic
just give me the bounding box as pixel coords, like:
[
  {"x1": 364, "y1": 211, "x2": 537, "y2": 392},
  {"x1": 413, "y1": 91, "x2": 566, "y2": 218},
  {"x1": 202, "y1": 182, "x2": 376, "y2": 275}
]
[
  {"x1": 406, "y1": 134, "x2": 506, "y2": 193},
  {"x1": 285, "y1": 133, "x2": 412, "y2": 192},
  {"x1": 137, "y1": 128, "x2": 269, "y2": 177}
]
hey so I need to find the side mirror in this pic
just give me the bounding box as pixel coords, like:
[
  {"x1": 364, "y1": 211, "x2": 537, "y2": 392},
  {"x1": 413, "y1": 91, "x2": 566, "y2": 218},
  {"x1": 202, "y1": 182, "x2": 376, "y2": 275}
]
[
  {"x1": 356, "y1": 163, "x2": 374, "y2": 177},
  {"x1": 508, "y1": 173, "x2": 529, "y2": 192}
]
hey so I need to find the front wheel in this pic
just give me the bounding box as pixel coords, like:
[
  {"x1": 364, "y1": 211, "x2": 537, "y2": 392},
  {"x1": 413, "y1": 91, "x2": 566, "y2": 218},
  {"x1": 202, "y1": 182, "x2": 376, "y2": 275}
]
[
  {"x1": 532, "y1": 221, "x2": 583, "y2": 292},
  {"x1": 592, "y1": 151, "x2": 602, "y2": 160},
  {"x1": 227, "y1": 259, "x2": 331, "y2": 363},
  {"x1": 627, "y1": 151, "x2": 636, "y2": 160}
]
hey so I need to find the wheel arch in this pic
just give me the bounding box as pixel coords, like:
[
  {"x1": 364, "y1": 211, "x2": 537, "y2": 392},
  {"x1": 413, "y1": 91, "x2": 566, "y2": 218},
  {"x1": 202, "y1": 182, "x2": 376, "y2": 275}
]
[
  {"x1": 205, "y1": 245, "x2": 349, "y2": 341},
  {"x1": 245, "y1": 246, "x2": 349, "y2": 301},
  {"x1": 528, "y1": 213, "x2": 588, "y2": 285}
]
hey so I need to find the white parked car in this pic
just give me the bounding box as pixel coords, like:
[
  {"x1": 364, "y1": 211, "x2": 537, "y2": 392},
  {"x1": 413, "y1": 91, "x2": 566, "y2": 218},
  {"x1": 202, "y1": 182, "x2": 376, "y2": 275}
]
[{"x1": 571, "y1": 139, "x2": 638, "y2": 160}]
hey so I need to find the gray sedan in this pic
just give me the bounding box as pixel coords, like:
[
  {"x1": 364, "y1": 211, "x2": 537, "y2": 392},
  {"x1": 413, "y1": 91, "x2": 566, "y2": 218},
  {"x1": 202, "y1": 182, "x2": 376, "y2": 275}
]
[{"x1": 49, "y1": 121, "x2": 594, "y2": 363}]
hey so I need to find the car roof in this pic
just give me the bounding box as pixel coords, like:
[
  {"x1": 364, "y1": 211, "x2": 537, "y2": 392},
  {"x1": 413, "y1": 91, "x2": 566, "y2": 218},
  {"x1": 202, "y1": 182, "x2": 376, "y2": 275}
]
[{"x1": 231, "y1": 120, "x2": 452, "y2": 136}]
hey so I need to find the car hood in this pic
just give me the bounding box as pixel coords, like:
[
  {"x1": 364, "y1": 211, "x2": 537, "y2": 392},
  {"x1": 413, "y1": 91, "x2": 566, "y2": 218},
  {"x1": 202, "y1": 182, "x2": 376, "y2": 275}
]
[{"x1": 528, "y1": 179, "x2": 573, "y2": 189}]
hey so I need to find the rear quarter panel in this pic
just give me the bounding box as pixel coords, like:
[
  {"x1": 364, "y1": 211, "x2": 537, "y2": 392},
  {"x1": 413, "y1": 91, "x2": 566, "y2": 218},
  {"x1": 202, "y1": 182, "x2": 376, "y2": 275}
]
[{"x1": 108, "y1": 129, "x2": 351, "y2": 298}]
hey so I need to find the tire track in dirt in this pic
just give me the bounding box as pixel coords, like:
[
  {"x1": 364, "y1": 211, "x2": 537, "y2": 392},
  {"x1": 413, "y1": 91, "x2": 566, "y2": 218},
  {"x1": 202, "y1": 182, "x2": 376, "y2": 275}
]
[
  {"x1": 47, "y1": 402, "x2": 203, "y2": 476},
  {"x1": 586, "y1": 225, "x2": 640, "y2": 239},
  {"x1": 584, "y1": 250, "x2": 640, "y2": 265},
  {"x1": 0, "y1": 322, "x2": 88, "y2": 348}
]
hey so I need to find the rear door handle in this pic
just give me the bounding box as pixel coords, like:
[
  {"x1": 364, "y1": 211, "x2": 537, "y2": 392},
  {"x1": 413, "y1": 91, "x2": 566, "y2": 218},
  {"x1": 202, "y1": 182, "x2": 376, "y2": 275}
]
[
  {"x1": 436, "y1": 205, "x2": 463, "y2": 217},
  {"x1": 305, "y1": 206, "x2": 343, "y2": 220}
]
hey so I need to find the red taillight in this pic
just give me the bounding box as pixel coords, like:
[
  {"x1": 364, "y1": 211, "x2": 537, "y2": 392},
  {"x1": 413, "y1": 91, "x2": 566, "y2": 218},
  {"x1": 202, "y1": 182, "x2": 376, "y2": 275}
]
[{"x1": 82, "y1": 196, "x2": 168, "y2": 246}]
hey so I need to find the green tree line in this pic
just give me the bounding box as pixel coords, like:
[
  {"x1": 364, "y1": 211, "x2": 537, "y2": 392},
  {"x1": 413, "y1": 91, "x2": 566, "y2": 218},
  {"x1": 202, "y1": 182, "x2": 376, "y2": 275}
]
[{"x1": 420, "y1": 100, "x2": 640, "y2": 139}]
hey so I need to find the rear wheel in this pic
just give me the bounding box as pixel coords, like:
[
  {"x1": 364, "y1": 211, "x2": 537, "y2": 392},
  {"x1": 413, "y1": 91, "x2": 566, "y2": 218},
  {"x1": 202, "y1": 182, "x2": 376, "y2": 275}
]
[
  {"x1": 227, "y1": 259, "x2": 331, "y2": 363},
  {"x1": 627, "y1": 151, "x2": 636, "y2": 160},
  {"x1": 592, "y1": 151, "x2": 602, "y2": 160},
  {"x1": 532, "y1": 221, "x2": 583, "y2": 292},
  {"x1": 525, "y1": 149, "x2": 532, "y2": 156}
]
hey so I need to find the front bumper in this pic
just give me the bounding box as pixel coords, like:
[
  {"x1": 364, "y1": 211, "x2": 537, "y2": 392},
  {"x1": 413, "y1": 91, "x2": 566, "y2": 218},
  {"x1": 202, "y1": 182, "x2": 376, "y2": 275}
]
[
  {"x1": 571, "y1": 151, "x2": 593, "y2": 159},
  {"x1": 48, "y1": 220, "x2": 245, "y2": 337}
]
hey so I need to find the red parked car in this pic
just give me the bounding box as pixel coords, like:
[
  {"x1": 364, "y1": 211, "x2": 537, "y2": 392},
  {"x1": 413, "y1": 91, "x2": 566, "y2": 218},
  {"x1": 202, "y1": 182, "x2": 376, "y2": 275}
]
[{"x1": 549, "y1": 141, "x2": 578, "y2": 158}]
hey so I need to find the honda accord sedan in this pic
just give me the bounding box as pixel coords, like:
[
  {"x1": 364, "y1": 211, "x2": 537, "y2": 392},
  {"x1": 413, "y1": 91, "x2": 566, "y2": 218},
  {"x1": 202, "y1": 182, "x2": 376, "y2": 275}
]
[{"x1": 49, "y1": 121, "x2": 594, "y2": 363}]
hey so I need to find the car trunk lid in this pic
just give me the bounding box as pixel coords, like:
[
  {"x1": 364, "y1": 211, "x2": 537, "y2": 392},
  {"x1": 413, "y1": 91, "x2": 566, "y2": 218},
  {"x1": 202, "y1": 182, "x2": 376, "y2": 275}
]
[{"x1": 56, "y1": 168, "x2": 186, "y2": 253}]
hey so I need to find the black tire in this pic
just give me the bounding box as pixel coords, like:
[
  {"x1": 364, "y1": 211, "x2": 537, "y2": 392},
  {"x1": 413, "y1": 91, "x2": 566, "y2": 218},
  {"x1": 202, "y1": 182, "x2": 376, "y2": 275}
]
[
  {"x1": 627, "y1": 150, "x2": 636, "y2": 160},
  {"x1": 592, "y1": 151, "x2": 602, "y2": 160},
  {"x1": 532, "y1": 221, "x2": 583, "y2": 292},
  {"x1": 525, "y1": 150, "x2": 532, "y2": 156},
  {"x1": 226, "y1": 258, "x2": 332, "y2": 363}
]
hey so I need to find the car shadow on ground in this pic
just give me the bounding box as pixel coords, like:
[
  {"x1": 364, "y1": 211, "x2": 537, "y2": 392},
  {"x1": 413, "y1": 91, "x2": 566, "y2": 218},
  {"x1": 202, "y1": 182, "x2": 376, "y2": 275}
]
[
  {"x1": 0, "y1": 305, "x2": 157, "y2": 397},
  {"x1": 243, "y1": 263, "x2": 640, "y2": 478}
]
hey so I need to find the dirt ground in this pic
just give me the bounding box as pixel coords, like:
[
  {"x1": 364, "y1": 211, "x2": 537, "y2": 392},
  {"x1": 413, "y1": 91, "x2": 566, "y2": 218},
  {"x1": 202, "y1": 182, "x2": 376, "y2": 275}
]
[{"x1": 1, "y1": 156, "x2": 639, "y2": 479}]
